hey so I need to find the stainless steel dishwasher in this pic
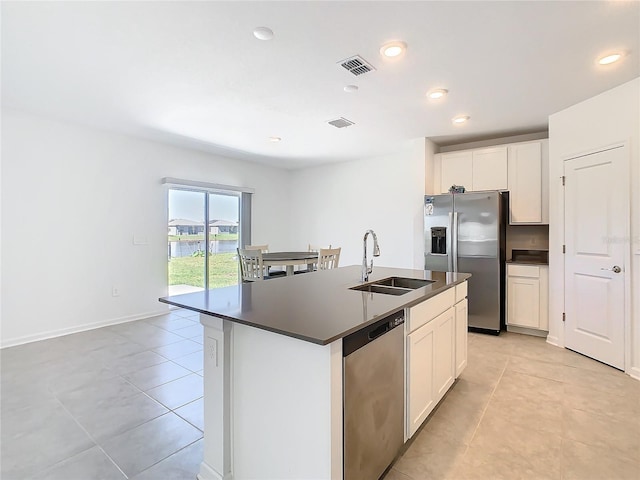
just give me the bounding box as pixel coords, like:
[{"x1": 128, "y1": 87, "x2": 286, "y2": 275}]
[{"x1": 343, "y1": 311, "x2": 405, "y2": 480}]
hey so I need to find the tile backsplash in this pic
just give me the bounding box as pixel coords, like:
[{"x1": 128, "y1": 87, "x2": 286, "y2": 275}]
[{"x1": 506, "y1": 224, "x2": 549, "y2": 259}]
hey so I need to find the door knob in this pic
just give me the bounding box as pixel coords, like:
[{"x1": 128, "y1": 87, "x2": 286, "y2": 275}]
[{"x1": 601, "y1": 266, "x2": 622, "y2": 273}]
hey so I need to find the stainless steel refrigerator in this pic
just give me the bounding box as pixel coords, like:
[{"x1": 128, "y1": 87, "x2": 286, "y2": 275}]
[{"x1": 424, "y1": 191, "x2": 506, "y2": 334}]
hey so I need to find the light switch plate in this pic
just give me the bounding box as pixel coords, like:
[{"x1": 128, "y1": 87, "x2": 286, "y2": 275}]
[{"x1": 133, "y1": 235, "x2": 148, "y2": 245}]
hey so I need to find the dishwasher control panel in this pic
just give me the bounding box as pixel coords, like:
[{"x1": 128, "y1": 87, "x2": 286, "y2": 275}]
[
  {"x1": 391, "y1": 315, "x2": 404, "y2": 328},
  {"x1": 342, "y1": 311, "x2": 405, "y2": 357}
]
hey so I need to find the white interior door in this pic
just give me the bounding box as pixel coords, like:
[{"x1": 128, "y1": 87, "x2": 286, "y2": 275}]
[{"x1": 564, "y1": 146, "x2": 627, "y2": 370}]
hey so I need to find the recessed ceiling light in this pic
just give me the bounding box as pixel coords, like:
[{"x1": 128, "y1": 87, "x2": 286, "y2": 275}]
[
  {"x1": 598, "y1": 53, "x2": 623, "y2": 65},
  {"x1": 452, "y1": 115, "x2": 470, "y2": 125},
  {"x1": 427, "y1": 89, "x2": 448, "y2": 100},
  {"x1": 253, "y1": 27, "x2": 274, "y2": 41},
  {"x1": 268, "y1": 136, "x2": 281, "y2": 142},
  {"x1": 344, "y1": 85, "x2": 359, "y2": 93},
  {"x1": 380, "y1": 41, "x2": 407, "y2": 58}
]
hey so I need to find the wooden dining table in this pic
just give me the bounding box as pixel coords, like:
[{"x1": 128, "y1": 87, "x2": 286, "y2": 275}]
[{"x1": 262, "y1": 251, "x2": 319, "y2": 276}]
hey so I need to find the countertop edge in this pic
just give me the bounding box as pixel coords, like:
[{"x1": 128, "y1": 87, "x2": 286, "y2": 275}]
[
  {"x1": 159, "y1": 297, "x2": 325, "y2": 345},
  {"x1": 160, "y1": 268, "x2": 471, "y2": 346},
  {"x1": 506, "y1": 260, "x2": 549, "y2": 266}
]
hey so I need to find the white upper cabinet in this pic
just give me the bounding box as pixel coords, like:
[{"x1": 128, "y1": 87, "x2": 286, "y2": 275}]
[
  {"x1": 472, "y1": 146, "x2": 508, "y2": 191},
  {"x1": 508, "y1": 140, "x2": 549, "y2": 224},
  {"x1": 437, "y1": 146, "x2": 508, "y2": 193},
  {"x1": 440, "y1": 151, "x2": 472, "y2": 193},
  {"x1": 431, "y1": 139, "x2": 549, "y2": 225}
]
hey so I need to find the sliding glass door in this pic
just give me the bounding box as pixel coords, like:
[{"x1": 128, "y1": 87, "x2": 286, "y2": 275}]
[
  {"x1": 207, "y1": 192, "x2": 240, "y2": 288},
  {"x1": 168, "y1": 188, "x2": 241, "y2": 294}
]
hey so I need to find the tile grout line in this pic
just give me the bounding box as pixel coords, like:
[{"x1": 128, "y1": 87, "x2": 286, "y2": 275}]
[
  {"x1": 464, "y1": 354, "x2": 509, "y2": 448},
  {"x1": 46, "y1": 352, "x2": 198, "y2": 479},
  {"x1": 129, "y1": 437, "x2": 204, "y2": 479},
  {"x1": 47, "y1": 394, "x2": 131, "y2": 480}
]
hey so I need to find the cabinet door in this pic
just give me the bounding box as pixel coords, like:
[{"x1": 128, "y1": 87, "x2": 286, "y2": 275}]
[
  {"x1": 455, "y1": 299, "x2": 468, "y2": 377},
  {"x1": 507, "y1": 276, "x2": 540, "y2": 328},
  {"x1": 508, "y1": 142, "x2": 543, "y2": 223},
  {"x1": 539, "y1": 266, "x2": 549, "y2": 331},
  {"x1": 440, "y1": 151, "x2": 473, "y2": 193},
  {"x1": 472, "y1": 146, "x2": 508, "y2": 191},
  {"x1": 407, "y1": 319, "x2": 435, "y2": 438},
  {"x1": 433, "y1": 307, "x2": 456, "y2": 401}
]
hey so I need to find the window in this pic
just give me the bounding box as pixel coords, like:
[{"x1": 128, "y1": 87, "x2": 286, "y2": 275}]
[{"x1": 164, "y1": 178, "x2": 252, "y2": 294}]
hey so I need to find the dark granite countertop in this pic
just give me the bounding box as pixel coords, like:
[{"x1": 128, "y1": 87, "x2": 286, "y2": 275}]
[
  {"x1": 506, "y1": 259, "x2": 549, "y2": 265},
  {"x1": 507, "y1": 249, "x2": 549, "y2": 265},
  {"x1": 159, "y1": 265, "x2": 470, "y2": 345}
]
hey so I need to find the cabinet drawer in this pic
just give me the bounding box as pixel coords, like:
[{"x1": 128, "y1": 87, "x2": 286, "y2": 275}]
[
  {"x1": 408, "y1": 288, "x2": 455, "y2": 332},
  {"x1": 507, "y1": 264, "x2": 540, "y2": 278},
  {"x1": 455, "y1": 281, "x2": 467, "y2": 303}
]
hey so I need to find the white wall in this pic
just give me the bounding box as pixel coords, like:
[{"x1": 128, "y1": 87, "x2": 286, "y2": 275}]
[
  {"x1": 289, "y1": 139, "x2": 426, "y2": 271},
  {"x1": 424, "y1": 138, "x2": 438, "y2": 195},
  {"x1": 1, "y1": 109, "x2": 291, "y2": 347},
  {"x1": 548, "y1": 77, "x2": 639, "y2": 377}
]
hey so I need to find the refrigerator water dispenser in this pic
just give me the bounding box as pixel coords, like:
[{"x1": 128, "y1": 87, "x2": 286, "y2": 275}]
[{"x1": 431, "y1": 227, "x2": 447, "y2": 254}]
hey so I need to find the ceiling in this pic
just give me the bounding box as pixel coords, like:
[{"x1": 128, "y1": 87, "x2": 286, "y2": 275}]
[{"x1": 2, "y1": 1, "x2": 639, "y2": 169}]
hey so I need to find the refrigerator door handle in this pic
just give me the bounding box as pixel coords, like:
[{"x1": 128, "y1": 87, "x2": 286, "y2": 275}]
[
  {"x1": 447, "y1": 212, "x2": 454, "y2": 271},
  {"x1": 452, "y1": 212, "x2": 459, "y2": 272}
]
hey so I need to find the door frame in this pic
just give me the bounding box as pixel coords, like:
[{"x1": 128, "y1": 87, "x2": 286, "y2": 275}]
[
  {"x1": 562, "y1": 141, "x2": 632, "y2": 372},
  {"x1": 164, "y1": 178, "x2": 253, "y2": 292}
]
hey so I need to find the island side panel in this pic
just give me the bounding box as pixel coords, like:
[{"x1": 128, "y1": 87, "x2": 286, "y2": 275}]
[
  {"x1": 199, "y1": 315, "x2": 232, "y2": 480},
  {"x1": 231, "y1": 322, "x2": 341, "y2": 480}
]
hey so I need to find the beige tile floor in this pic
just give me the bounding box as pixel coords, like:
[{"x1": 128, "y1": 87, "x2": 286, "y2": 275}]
[
  {"x1": 2, "y1": 312, "x2": 639, "y2": 479},
  {"x1": 386, "y1": 332, "x2": 640, "y2": 480}
]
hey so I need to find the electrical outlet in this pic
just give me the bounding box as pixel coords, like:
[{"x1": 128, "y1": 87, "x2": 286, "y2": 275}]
[
  {"x1": 112, "y1": 287, "x2": 120, "y2": 297},
  {"x1": 133, "y1": 235, "x2": 148, "y2": 245},
  {"x1": 208, "y1": 338, "x2": 218, "y2": 367}
]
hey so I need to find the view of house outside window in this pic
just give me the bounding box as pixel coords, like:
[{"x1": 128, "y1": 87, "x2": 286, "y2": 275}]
[{"x1": 168, "y1": 188, "x2": 240, "y2": 294}]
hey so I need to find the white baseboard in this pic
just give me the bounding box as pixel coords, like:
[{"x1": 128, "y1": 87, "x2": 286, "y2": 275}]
[
  {"x1": 546, "y1": 335, "x2": 560, "y2": 347},
  {"x1": 506, "y1": 325, "x2": 548, "y2": 338},
  {"x1": 197, "y1": 461, "x2": 230, "y2": 480},
  {"x1": 628, "y1": 366, "x2": 640, "y2": 382},
  {"x1": 0, "y1": 307, "x2": 171, "y2": 349}
]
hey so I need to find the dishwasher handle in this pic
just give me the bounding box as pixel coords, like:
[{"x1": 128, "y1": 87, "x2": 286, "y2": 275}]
[
  {"x1": 343, "y1": 312, "x2": 405, "y2": 357},
  {"x1": 368, "y1": 321, "x2": 391, "y2": 341}
]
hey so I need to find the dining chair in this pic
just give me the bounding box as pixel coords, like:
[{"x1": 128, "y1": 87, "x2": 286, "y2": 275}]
[
  {"x1": 308, "y1": 244, "x2": 331, "y2": 252},
  {"x1": 244, "y1": 244, "x2": 286, "y2": 276},
  {"x1": 302, "y1": 244, "x2": 332, "y2": 272},
  {"x1": 317, "y1": 247, "x2": 341, "y2": 270},
  {"x1": 237, "y1": 248, "x2": 266, "y2": 281}
]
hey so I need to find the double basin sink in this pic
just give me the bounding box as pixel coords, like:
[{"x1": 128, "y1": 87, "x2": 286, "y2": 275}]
[{"x1": 349, "y1": 276, "x2": 435, "y2": 296}]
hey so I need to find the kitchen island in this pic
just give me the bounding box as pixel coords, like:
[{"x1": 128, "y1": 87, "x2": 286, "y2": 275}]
[{"x1": 160, "y1": 265, "x2": 470, "y2": 480}]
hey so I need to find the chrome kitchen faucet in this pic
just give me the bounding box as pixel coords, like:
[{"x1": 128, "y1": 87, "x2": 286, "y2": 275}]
[{"x1": 362, "y1": 229, "x2": 381, "y2": 282}]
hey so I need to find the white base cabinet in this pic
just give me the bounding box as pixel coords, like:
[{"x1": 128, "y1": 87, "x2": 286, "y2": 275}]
[
  {"x1": 506, "y1": 264, "x2": 549, "y2": 332},
  {"x1": 406, "y1": 281, "x2": 468, "y2": 439},
  {"x1": 407, "y1": 316, "x2": 437, "y2": 436},
  {"x1": 455, "y1": 298, "x2": 468, "y2": 377}
]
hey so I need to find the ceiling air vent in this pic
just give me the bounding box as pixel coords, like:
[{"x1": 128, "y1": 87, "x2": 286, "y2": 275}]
[
  {"x1": 338, "y1": 55, "x2": 376, "y2": 76},
  {"x1": 328, "y1": 117, "x2": 355, "y2": 128}
]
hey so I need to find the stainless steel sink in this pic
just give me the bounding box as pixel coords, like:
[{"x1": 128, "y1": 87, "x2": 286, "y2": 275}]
[
  {"x1": 373, "y1": 277, "x2": 435, "y2": 289},
  {"x1": 349, "y1": 276, "x2": 435, "y2": 296},
  {"x1": 350, "y1": 284, "x2": 412, "y2": 296}
]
